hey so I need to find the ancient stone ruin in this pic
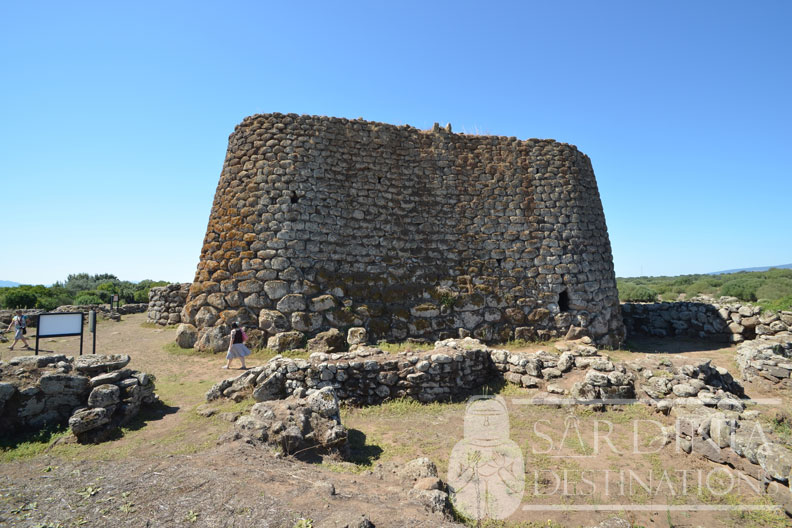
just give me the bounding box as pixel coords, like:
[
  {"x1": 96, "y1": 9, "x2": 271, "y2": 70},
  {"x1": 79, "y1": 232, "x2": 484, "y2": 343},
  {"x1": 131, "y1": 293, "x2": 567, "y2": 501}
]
[
  {"x1": 0, "y1": 354, "x2": 158, "y2": 442},
  {"x1": 146, "y1": 282, "x2": 190, "y2": 326},
  {"x1": 182, "y1": 113, "x2": 624, "y2": 351},
  {"x1": 622, "y1": 297, "x2": 792, "y2": 343},
  {"x1": 206, "y1": 334, "x2": 792, "y2": 516}
]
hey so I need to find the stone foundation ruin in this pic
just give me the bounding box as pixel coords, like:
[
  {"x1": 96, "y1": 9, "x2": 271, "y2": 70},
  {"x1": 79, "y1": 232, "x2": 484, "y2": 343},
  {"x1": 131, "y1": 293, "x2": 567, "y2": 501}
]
[
  {"x1": 207, "y1": 333, "x2": 792, "y2": 517},
  {"x1": 0, "y1": 354, "x2": 158, "y2": 442},
  {"x1": 183, "y1": 113, "x2": 624, "y2": 350}
]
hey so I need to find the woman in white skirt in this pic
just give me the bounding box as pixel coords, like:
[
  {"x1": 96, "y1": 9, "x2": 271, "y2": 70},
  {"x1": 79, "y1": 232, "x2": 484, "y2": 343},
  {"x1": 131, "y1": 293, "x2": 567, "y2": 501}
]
[{"x1": 223, "y1": 322, "x2": 251, "y2": 370}]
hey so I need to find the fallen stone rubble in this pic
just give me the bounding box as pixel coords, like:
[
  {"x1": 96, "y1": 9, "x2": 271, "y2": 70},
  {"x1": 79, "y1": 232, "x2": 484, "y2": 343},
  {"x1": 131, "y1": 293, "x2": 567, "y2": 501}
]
[
  {"x1": 224, "y1": 386, "x2": 348, "y2": 458},
  {"x1": 206, "y1": 335, "x2": 792, "y2": 517},
  {"x1": 737, "y1": 334, "x2": 792, "y2": 389},
  {"x1": 0, "y1": 354, "x2": 157, "y2": 442}
]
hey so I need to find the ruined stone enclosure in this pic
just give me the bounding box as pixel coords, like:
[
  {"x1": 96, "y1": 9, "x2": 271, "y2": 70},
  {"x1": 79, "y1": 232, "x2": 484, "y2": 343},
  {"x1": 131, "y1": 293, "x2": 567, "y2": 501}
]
[{"x1": 184, "y1": 113, "x2": 624, "y2": 348}]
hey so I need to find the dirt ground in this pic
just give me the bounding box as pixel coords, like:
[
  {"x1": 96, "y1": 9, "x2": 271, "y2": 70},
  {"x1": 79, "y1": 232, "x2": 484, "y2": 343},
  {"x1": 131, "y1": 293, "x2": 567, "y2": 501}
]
[{"x1": 1, "y1": 315, "x2": 790, "y2": 528}]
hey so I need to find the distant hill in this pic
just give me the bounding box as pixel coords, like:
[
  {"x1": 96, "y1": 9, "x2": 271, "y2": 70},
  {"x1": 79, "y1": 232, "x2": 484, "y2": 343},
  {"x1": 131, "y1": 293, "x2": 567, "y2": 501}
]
[
  {"x1": 709, "y1": 263, "x2": 792, "y2": 275},
  {"x1": 0, "y1": 280, "x2": 20, "y2": 288}
]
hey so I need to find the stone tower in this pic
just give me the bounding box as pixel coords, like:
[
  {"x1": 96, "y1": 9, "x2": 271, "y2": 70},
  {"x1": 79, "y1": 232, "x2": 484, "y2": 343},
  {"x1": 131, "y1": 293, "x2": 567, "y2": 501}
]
[{"x1": 183, "y1": 113, "x2": 624, "y2": 350}]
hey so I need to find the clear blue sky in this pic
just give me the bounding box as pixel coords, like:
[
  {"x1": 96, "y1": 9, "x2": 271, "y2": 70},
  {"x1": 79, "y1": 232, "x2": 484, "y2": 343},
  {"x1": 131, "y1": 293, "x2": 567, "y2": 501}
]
[{"x1": 1, "y1": 1, "x2": 789, "y2": 285}]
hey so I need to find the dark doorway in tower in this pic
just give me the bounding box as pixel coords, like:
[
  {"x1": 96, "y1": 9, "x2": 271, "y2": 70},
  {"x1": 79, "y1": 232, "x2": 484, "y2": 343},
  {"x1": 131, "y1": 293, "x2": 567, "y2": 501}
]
[{"x1": 558, "y1": 289, "x2": 570, "y2": 313}]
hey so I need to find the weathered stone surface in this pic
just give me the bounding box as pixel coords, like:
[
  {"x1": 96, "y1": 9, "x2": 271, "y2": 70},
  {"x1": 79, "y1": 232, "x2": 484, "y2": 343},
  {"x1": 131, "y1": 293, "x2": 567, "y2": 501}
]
[
  {"x1": 347, "y1": 327, "x2": 367, "y2": 345},
  {"x1": 290, "y1": 311, "x2": 323, "y2": 333},
  {"x1": 709, "y1": 414, "x2": 733, "y2": 448},
  {"x1": 310, "y1": 295, "x2": 337, "y2": 312},
  {"x1": 557, "y1": 352, "x2": 574, "y2": 372},
  {"x1": 307, "y1": 328, "x2": 346, "y2": 354},
  {"x1": 147, "y1": 282, "x2": 190, "y2": 326},
  {"x1": 73, "y1": 355, "x2": 131, "y2": 375},
  {"x1": 756, "y1": 443, "x2": 792, "y2": 481},
  {"x1": 231, "y1": 389, "x2": 347, "y2": 456},
  {"x1": 252, "y1": 372, "x2": 285, "y2": 402},
  {"x1": 307, "y1": 386, "x2": 341, "y2": 422},
  {"x1": 88, "y1": 384, "x2": 121, "y2": 408},
  {"x1": 181, "y1": 114, "x2": 625, "y2": 347},
  {"x1": 267, "y1": 331, "x2": 304, "y2": 352},
  {"x1": 258, "y1": 309, "x2": 289, "y2": 334},
  {"x1": 38, "y1": 373, "x2": 90, "y2": 395},
  {"x1": 399, "y1": 457, "x2": 438, "y2": 481},
  {"x1": 263, "y1": 280, "x2": 290, "y2": 300},
  {"x1": 176, "y1": 323, "x2": 198, "y2": 348},
  {"x1": 585, "y1": 370, "x2": 609, "y2": 387},
  {"x1": 68, "y1": 407, "x2": 110, "y2": 434},
  {"x1": 691, "y1": 436, "x2": 723, "y2": 463},
  {"x1": 196, "y1": 326, "x2": 229, "y2": 352},
  {"x1": 276, "y1": 294, "x2": 307, "y2": 313}
]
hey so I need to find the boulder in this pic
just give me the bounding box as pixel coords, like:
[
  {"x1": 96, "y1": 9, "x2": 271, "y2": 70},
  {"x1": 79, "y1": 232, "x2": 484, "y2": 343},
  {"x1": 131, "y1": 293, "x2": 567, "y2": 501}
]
[
  {"x1": 347, "y1": 327, "x2": 368, "y2": 346},
  {"x1": 307, "y1": 386, "x2": 341, "y2": 422},
  {"x1": 196, "y1": 326, "x2": 230, "y2": 352},
  {"x1": 557, "y1": 352, "x2": 574, "y2": 372},
  {"x1": 276, "y1": 294, "x2": 307, "y2": 313},
  {"x1": 176, "y1": 323, "x2": 198, "y2": 348},
  {"x1": 69, "y1": 407, "x2": 110, "y2": 434},
  {"x1": 88, "y1": 384, "x2": 121, "y2": 408},
  {"x1": 231, "y1": 389, "x2": 348, "y2": 457},
  {"x1": 398, "y1": 457, "x2": 438, "y2": 482},
  {"x1": 307, "y1": 328, "x2": 346, "y2": 354},
  {"x1": 252, "y1": 372, "x2": 285, "y2": 402},
  {"x1": 267, "y1": 331, "x2": 305, "y2": 352},
  {"x1": 73, "y1": 354, "x2": 131, "y2": 375},
  {"x1": 756, "y1": 443, "x2": 792, "y2": 481},
  {"x1": 258, "y1": 309, "x2": 290, "y2": 333}
]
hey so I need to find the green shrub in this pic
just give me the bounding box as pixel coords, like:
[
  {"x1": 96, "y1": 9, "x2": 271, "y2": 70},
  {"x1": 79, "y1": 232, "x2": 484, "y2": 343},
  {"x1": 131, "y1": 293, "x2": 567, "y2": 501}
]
[
  {"x1": 2, "y1": 290, "x2": 37, "y2": 309},
  {"x1": 720, "y1": 278, "x2": 762, "y2": 301},
  {"x1": 133, "y1": 289, "x2": 149, "y2": 303},
  {"x1": 759, "y1": 295, "x2": 792, "y2": 312},
  {"x1": 756, "y1": 278, "x2": 792, "y2": 301},
  {"x1": 74, "y1": 293, "x2": 103, "y2": 305},
  {"x1": 618, "y1": 283, "x2": 658, "y2": 302}
]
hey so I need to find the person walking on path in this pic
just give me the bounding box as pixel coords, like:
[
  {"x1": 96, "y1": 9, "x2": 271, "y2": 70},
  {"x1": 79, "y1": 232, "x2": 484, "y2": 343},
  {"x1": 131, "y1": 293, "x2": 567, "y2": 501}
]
[
  {"x1": 6, "y1": 310, "x2": 32, "y2": 351},
  {"x1": 223, "y1": 322, "x2": 251, "y2": 370}
]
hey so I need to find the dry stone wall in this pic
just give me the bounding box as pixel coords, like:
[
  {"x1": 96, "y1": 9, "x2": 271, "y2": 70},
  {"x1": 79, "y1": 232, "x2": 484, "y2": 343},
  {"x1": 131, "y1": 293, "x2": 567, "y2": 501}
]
[
  {"x1": 737, "y1": 334, "x2": 792, "y2": 388},
  {"x1": 185, "y1": 113, "x2": 623, "y2": 350},
  {"x1": 622, "y1": 298, "x2": 792, "y2": 343},
  {"x1": 146, "y1": 283, "x2": 190, "y2": 325},
  {"x1": 0, "y1": 354, "x2": 157, "y2": 442}
]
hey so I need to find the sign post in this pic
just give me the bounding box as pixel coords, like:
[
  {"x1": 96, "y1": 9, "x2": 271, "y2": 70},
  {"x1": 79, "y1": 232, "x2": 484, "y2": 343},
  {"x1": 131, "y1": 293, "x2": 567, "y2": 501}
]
[{"x1": 89, "y1": 309, "x2": 97, "y2": 354}]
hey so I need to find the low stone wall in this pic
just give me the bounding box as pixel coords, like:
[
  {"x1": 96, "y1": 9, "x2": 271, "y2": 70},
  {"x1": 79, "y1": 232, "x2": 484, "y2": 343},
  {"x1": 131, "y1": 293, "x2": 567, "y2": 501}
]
[
  {"x1": 147, "y1": 283, "x2": 190, "y2": 325},
  {"x1": 208, "y1": 338, "x2": 495, "y2": 406},
  {"x1": 736, "y1": 335, "x2": 792, "y2": 388},
  {"x1": 670, "y1": 402, "x2": 792, "y2": 516},
  {"x1": 208, "y1": 333, "x2": 792, "y2": 517},
  {"x1": 622, "y1": 298, "x2": 792, "y2": 343},
  {"x1": 492, "y1": 340, "x2": 600, "y2": 389},
  {"x1": 0, "y1": 354, "x2": 157, "y2": 442}
]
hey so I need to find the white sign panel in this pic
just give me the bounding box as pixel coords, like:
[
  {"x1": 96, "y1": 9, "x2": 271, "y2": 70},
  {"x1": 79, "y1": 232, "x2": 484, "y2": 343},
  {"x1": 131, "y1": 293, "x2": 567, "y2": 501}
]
[{"x1": 38, "y1": 313, "x2": 83, "y2": 337}]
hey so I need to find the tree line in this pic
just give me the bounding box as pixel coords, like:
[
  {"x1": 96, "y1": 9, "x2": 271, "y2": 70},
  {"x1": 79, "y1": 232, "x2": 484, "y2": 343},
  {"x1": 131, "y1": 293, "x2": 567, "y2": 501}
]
[
  {"x1": 0, "y1": 273, "x2": 170, "y2": 310},
  {"x1": 617, "y1": 268, "x2": 792, "y2": 311}
]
